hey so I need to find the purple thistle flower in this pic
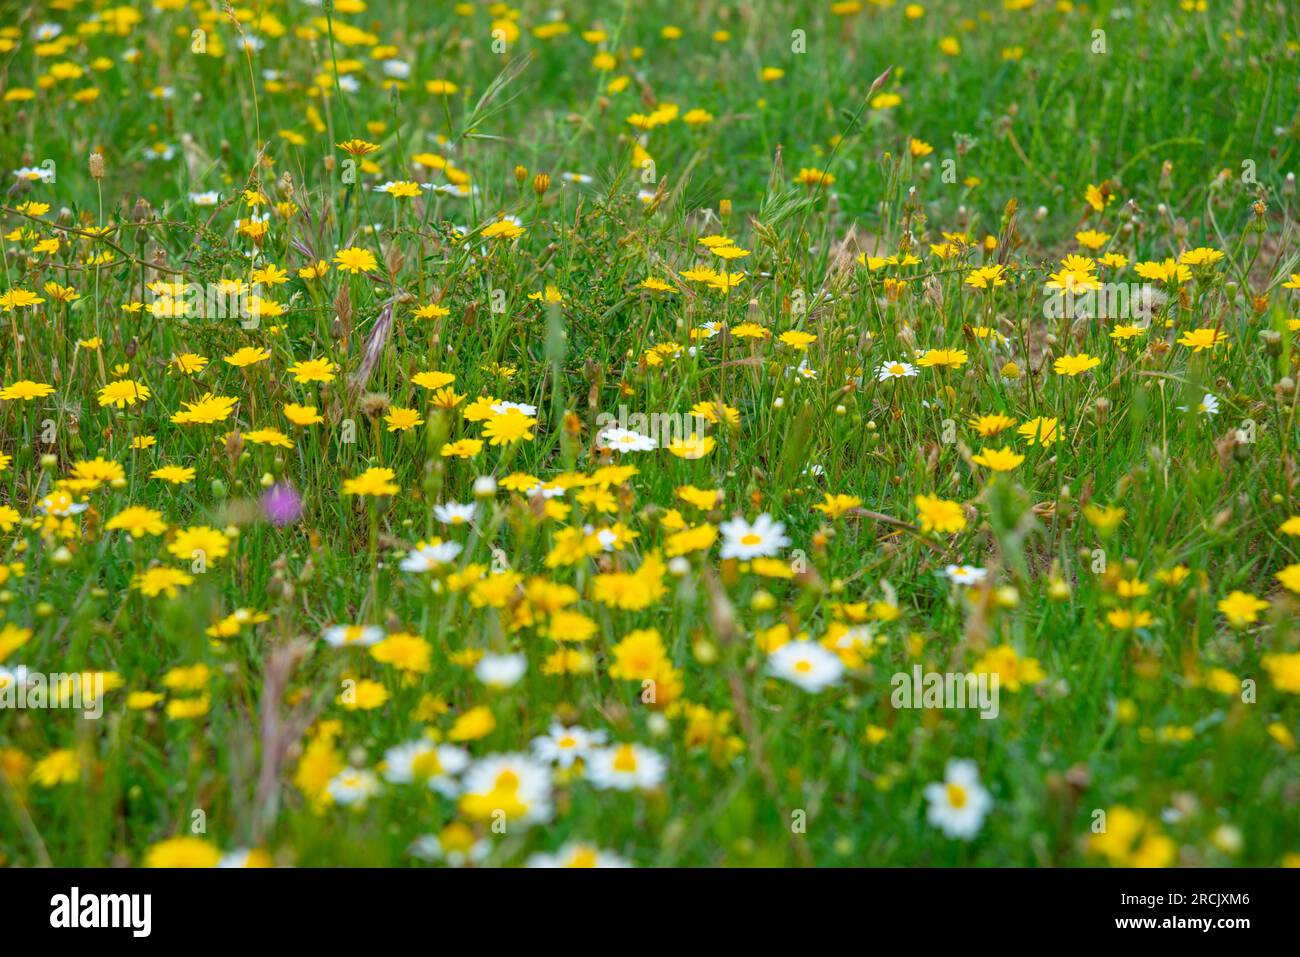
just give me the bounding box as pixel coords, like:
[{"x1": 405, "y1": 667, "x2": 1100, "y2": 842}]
[{"x1": 262, "y1": 483, "x2": 302, "y2": 527}]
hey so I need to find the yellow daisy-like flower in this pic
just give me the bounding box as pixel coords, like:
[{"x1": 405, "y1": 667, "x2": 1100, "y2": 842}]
[
  {"x1": 914, "y1": 494, "x2": 967, "y2": 534},
  {"x1": 343, "y1": 467, "x2": 399, "y2": 497},
  {"x1": 333, "y1": 246, "x2": 378, "y2": 273},
  {"x1": 98, "y1": 379, "x2": 151, "y2": 408},
  {"x1": 287, "y1": 358, "x2": 338, "y2": 383},
  {"x1": 223, "y1": 346, "x2": 272, "y2": 368},
  {"x1": 971, "y1": 446, "x2": 1025, "y2": 471},
  {"x1": 384, "y1": 407, "x2": 425, "y2": 432}
]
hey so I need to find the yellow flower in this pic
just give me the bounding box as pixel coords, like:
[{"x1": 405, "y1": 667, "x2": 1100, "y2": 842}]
[
  {"x1": 447, "y1": 705, "x2": 496, "y2": 742},
  {"x1": 1053, "y1": 353, "x2": 1101, "y2": 376},
  {"x1": 333, "y1": 246, "x2": 378, "y2": 273},
  {"x1": 132, "y1": 567, "x2": 195, "y2": 598},
  {"x1": 340, "y1": 678, "x2": 389, "y2": 710},
  {"x1": 384, "y1": 407, "x2": 424, "y2": 432},
  {"x1": 105, "y1": 506, "x2": 167, "y2": 538},
  {"x1": 287, "y1": 358, "x2": 337, "y2": 383},
  {"x1": 1217, "y1": 590, "x2": 1268, "y2": 627},
  {"x1": 964, "y1": 265, "x2": 1008, "y2": 289},
  {"x1": 971, "y1": 446, "x2": 1024, "y2": 471},
  {"x1": 1177, "y1": 327, "x2": 1228, "y2": 352},
  {"x1": 31, "y1": 749, "x2": 81, "y2": 788},
  {"x1": 1017, "y1": 416, "x2": 1060, "y2": 446},
  {"x1": 98, "y1": 379, "x2": 151, "y2": 407},
  {"x1": 914, "y1": 494, "x2": 966, "y2": 534},
  {"x1": 284, "y1": 403, "x2": 324, "y2": 426},
  {"x1": 167, "y1": 526, "x2": 231, "y2": 564},
  {"x1": 144, "y1": 836, "x2": 221, "y2": 868},
  {"x1": 223, "y1": 346, "x2": 272, "y2": 368},
  {"x1": 812, "y1": 493, "x2": 862, "y2": 519},
  {"x1": 481, "y1": 218, "x2": 526, "y2": 241},
  {"x1": 1262, "y1": 653, "x2": 1300, "y2": 694},
  {"x1": 482, "y1": 409, "x2": 537, "y2": 445},
  {"x1": 0, "y1": 380, "x2": 56, "y2": 401},
  {"x1": 1276, "y1": 564, "x2": 1300, "y2": 593},
  {"x1": 441, "y1": 439, "x2": 484, "y2": 458},
  {"x1": 343, "y1": 467, "x2": 399, "y2": 497},
  {"x1": 917, "y1": 348, "x2": 967, "y2": 369},
  {"x1": 151, "y1": 465, "x2": 196, "y2": 484},
  {"x1": 778, "y1": 330, "x2": 817, "y2": 349}
]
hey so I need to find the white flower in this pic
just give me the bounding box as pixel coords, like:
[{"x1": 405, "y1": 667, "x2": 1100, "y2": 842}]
[
  {"x1": 767, "y1": 640, "x2": 844, "y2": 692},
  {"x1": 399, "y1": 540, "x2": 463, "y2": 572},
  {"x1": 586, "y1": 743, "x2": 666, "y2": 791},
  {"x1": 561, "y1": 172, "x2": 593, "y2": 184},
  {"x1": 382, "y1": 740, "x2": 469, "y2": 796},
  {"x1": 473, "y1": 475, "x2": 498, "y2": 497},
  {"x1": 326, "y1": 768, "x2": 381, "y2": 807},
  {"x1": 217, "y1": 848, "x2": 265, "y2": 868},
  {"x1": 475, "y1": 652, "x2": 527, "y2": 690},
  {"x1": 526, "y1": 842, "x2": 630, "y2": 867},
  {"x1": 37, "y1": 493, "x2": 87, "y2": 516},
  {"x1": 337, "y1": 75, "x2": 360, "y2": 93},
  {"x1": 943, "y1": 564, "x2": 987, "y2": 586},
  {"x1": 600, "y1": 427, "x2": 657, "y2": 453},
  {"x1": 434, "y1": 501, "x2": 477, "y2": 526},
  {"x1": 460, "y1": 754, "x2": 553, "y2": 825},
  {"x1": 532, "y1": 723, "x2": 606, "y2": 768},
  {"x1": 13, "y1": 166, "x2": 55, "y2": 184},
  {"x1": 924, "y1": 759, "x2": 992, "y2": 840},
  {"x1": 322, "y1": 624, "x2": 384, "y2": 648},
  {"x1": 34, "y1": 23, "x2": 63, "y2": 40},
  {"x1": 491, "y1": 400, "x2": 537, "y2": 416},
  {"x1": 189, "y1": 190, "x2": 220, "y2": 206},
  {"x1": 1198, "y1": 393, "x2": 1219, "y2": 416},
  {"x1": 408, "y1": 831, "x2": 490, "y2": 866},
  {"x1": 719, "y1": 513, "x2": 790, "y2": 559},
  {"x1": 382, "y1": 59, "x2": 411, "y2": 79},
  {"x1": 878, "y1": 360, "x2": 918, "y2": 380}
]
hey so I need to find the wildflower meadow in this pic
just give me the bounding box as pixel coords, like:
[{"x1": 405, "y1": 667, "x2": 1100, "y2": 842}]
[{"x1": 1, "y1": 0, "x2": 1299, "y2": 881}]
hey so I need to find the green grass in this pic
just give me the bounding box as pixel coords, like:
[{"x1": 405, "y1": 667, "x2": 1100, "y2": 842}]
[{"x1": 0, "y1": 0, "x2": 1298, "y2": 867}]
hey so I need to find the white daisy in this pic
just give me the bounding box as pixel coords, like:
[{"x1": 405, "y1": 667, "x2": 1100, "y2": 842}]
[
  {"x1": 189, "y1": 190, "x2": 220, "y2": 206},
  {"x1": 434, "y1": 501, "x2": 477, "y2": 525},
  {"x1": 459, "y1": 754, "x2": 553, "y2": 825},
  {"x1": 382, "y1": 59, "x2": 411, "y2": 79},
  {"x1": 398, "y1": 540, "x2": 463, "y2": 572},
  {"x1": 13, "y1": 166, "x2": 55, "y2": 184},
  {"x1": 924, "y1": 759, "x2": 993, "y2": 840},
  {"x1": 475, "y1": 652, "x2": 527, "y2": 690},
  {"x1": 491, "y1": 400, "x2": 538, "y2": 416},
  {"x1": 322, "y1": 624, "x2": 384, "y2": 648},
  {"x1": 719, "y1": 513, "x2": 790, "y2": 560},
  {"x1": 526, "y1": 842, "x2": 630, "y2": 867},
  {"x1": 532, "y1": 723, "x2": 607, "y2": 768},
  {"x1": 382, "y1": 740, "x2": 469, "y2": 797},
  {"x1": 943, "y1": 564, "x2": 988, "y2": 586},
  {"x1": 877, "y1": 360, "x2": 918, "y2": 380},
  {"x1": 767, "y1": 640, "x2": 845, "y2": 693},
  {"x1": 586, "y1": 743, "x2": 666, "y2": 792},
  {"x1": 325, "y1": 768, "x2": 381, "y2": 807},
  {"x1": 600, "y1": 427, "x2": 657, "y2": 453},
  {"x1": 408, "y1": 829, "x2": 491, "y2": 866}
]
